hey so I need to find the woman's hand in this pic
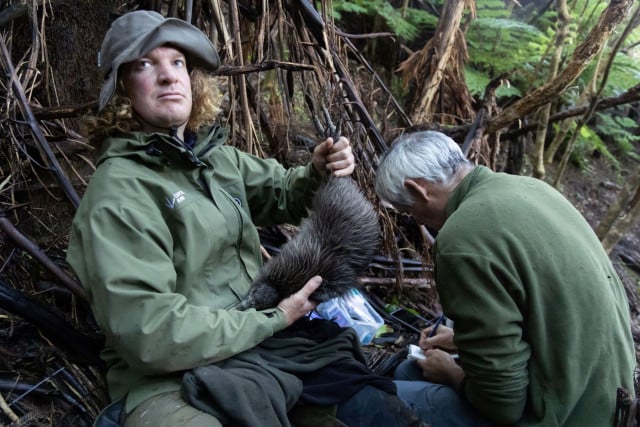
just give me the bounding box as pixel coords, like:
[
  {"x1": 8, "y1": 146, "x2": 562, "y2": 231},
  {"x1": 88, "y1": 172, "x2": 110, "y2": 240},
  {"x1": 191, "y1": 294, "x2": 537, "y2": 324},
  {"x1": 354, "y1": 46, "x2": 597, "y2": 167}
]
[
  {"x1": 419, "y1": 324, "x2": 456, "y2": 352},
  {"x1": 416, "y1": 349, "x2": 465, "y2": 389},
  {"x1": 311, "y1": 136, "x2": 355, "y2": 177},
  {"x1": 277, "y1": 276, "x2": 322, "y2": 326}
]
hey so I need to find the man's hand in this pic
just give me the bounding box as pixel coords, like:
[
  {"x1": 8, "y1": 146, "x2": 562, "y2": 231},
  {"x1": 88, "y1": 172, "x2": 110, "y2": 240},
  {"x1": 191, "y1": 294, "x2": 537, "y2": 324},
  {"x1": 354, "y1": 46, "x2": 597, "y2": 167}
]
[
  {"x1": 311, "y1": 136, "x2": 355, "y2": 177},
  {"x1": 417, "y1": 349, "x2": 465, "y2": 389},
  {"x1": 277, "y1": 276, "x2": 322, "y2": 326},
  {"x1": 419, "y1": 324, "x2": 456, "y2": 352}
]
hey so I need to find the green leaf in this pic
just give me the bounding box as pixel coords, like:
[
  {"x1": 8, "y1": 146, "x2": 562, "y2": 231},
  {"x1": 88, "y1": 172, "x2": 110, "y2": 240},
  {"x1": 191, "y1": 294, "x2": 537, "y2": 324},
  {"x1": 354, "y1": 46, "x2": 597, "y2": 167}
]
[{"x1": 464, "y1": 66, "x2": 522, "y2": 97}]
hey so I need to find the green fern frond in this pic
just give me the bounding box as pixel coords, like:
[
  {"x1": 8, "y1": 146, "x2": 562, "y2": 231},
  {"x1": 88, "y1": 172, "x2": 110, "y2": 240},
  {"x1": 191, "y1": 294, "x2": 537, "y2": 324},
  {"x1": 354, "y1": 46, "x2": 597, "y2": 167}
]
[
  {"x1": 601, "y1": 53, "x2": 640, "y2": 97},
  {"x1": 475, "y1": 0, "x2": 512, "y2": 19},
  {"x1": 574, "y1": 124, "x2": 619, "y2": 170},
  {"x1": 331, "y1": 0, "x2": 437, "y2": 41},
  {"x1": 595, "y1": 113, "x2": 640, "y2": 154},
  {"x1": 467, "y1": 17, "x2": 550, "y2": 74}
]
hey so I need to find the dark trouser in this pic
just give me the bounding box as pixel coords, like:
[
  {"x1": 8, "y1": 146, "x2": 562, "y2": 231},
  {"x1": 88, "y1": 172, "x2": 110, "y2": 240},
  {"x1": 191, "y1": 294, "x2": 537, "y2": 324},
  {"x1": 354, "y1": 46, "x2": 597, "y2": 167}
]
[
  {"x1": 336, "y1": 385, "x2": 427, "y2": 427},
  {"x1": 393, "y1": 359, "x2": 497, "y2": 427}
]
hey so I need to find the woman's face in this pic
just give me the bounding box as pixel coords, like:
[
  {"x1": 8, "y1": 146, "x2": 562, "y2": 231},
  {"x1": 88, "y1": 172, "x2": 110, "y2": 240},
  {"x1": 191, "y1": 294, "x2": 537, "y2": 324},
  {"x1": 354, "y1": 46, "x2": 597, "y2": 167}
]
[{"x1": 122, "y1": 45, "x2": 192, "y2": 137}]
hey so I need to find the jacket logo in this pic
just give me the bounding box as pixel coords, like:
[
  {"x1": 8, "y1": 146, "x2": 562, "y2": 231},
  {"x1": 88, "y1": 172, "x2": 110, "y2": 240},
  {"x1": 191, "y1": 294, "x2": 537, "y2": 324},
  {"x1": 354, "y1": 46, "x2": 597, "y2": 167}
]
[{"x1": 165, "y1": 190, "x2": 186, "y2": 209}]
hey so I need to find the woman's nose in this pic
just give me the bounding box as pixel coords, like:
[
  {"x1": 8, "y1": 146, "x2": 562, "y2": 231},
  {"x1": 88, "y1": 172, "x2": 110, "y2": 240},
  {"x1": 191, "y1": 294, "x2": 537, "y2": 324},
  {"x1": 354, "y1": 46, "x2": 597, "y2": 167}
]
[{"x1": 157, "y1": 62, "x2": 179, "y2": 84}]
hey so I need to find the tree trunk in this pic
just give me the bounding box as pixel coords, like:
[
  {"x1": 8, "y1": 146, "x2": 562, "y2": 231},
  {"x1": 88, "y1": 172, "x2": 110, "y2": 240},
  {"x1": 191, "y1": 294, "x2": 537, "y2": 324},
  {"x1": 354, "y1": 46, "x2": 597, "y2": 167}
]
[
  {"x1": 597, "y1": 169, "x2": 640, "y2": 251},
  {"x1": 532, "y1": 0, "x2": 570, "y2": 179},
  {"x1": 601, "y1": 181, "x2": 640, "y2": 254},
  {"x1": 398, "y1": 0, "x2": 475, "y2": 126}
]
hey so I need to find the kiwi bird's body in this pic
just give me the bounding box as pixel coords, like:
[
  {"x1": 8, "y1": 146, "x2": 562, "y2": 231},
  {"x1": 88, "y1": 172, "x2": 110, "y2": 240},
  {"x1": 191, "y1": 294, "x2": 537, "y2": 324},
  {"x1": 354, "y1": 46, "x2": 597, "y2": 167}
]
[{"x1": 236, "y1": 177, "x2": 380, "y2": 311}]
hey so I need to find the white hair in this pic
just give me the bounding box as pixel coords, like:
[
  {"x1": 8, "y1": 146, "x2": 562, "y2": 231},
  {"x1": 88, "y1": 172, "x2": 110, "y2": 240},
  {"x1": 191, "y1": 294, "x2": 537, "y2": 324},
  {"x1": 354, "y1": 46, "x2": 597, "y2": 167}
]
[{"x1": 375, "y1": 131, "x2": 472, "y2": 209}]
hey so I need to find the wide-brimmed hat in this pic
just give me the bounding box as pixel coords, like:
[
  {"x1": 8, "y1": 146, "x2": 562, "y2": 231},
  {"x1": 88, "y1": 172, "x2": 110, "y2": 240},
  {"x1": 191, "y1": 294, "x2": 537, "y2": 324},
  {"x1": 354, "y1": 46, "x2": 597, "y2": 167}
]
[{"x1": 98, "y1": 10, "x2": 220, "y2": 111}]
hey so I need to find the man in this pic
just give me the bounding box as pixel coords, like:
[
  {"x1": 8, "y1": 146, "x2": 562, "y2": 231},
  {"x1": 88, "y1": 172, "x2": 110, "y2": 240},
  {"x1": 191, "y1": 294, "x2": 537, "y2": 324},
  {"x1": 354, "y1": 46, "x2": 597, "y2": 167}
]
[{"x1": 378, "y1": 130, "x2": 636, "y2": 426}]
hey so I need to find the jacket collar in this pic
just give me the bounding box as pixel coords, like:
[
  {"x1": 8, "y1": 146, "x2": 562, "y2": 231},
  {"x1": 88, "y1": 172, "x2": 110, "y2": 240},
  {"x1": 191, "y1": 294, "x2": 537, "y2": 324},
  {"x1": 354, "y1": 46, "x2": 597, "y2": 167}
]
[
  {"x1": 96, "y1": 125, "x2": 228, "y2": 168},
  {"x1": 445, "y1": 165, "x2": 489, "y2": 217}
]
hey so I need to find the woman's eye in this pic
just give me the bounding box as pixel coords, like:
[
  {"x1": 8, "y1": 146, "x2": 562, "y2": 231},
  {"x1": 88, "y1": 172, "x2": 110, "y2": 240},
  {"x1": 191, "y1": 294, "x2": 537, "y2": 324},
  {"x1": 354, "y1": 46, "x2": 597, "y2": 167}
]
[
  {"x1": 174, "y1": 58, "x2": 186, "y2": 67},
  {"x1": 135, "y1": 60, "x2": 152, "y2": 70}
]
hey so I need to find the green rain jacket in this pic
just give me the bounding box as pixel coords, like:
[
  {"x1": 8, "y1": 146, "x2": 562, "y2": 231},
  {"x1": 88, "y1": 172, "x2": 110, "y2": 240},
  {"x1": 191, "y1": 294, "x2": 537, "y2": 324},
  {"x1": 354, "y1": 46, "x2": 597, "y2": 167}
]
[
  {"x1": 66, "y1": 125, "x2": 322, "y2": 412},
  {"x1": 435, "y1": 166, "x2": 636, "y2": 426}
]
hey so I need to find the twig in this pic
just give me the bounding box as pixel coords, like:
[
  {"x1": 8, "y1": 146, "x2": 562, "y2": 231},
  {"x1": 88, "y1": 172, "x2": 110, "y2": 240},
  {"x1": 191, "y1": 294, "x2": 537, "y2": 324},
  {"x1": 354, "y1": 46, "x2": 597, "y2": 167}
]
[
  {"x1": 285, "y1": 0, "x2": 388, "y2": 153},
  {"x1": 0, "y1": 34, "x2": 80, "y2": 208},
  {"x1": 8, "y1": 367, "x2": 65, "y2": 408},
  {"x1": 338, "y1": 28, "x2": 411, "y2": 127},
  {"x1": 0, "y1": 216, "x2": 88, "y2": 303},
  {"x1": 0, "y1": 390, "x2": 18, "y2": 424},
  {"x1": 358, "y1": 277, "x2": 433, "y2": 288},
  {"x1": 32, "y1": 100, "x2": 98, "y2": 120}
]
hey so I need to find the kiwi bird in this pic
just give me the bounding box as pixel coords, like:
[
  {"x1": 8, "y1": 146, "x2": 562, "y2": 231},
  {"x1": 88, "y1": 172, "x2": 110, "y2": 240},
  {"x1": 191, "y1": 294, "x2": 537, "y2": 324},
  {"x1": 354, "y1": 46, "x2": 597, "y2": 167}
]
[{"x1": 235, "y1": 177, "x2": 381, "y2": 311}]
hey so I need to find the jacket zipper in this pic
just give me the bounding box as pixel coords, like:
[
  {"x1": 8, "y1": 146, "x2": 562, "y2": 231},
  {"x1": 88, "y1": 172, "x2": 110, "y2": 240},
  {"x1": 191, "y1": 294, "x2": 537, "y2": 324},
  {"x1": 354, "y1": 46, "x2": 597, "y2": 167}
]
[
  {"x1": 196, "y1": 126, "x2": 224, "y2": 158},
  {"x1": 168, "y1": 126, "x2": 205, "y2": 167}
]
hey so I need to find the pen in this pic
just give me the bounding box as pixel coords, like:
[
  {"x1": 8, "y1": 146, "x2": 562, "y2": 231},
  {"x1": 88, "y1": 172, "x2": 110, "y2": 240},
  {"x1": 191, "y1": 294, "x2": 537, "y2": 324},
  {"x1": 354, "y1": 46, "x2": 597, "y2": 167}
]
[{"x1": 427, "y1": 314, "x2": 445, "y2": 338}]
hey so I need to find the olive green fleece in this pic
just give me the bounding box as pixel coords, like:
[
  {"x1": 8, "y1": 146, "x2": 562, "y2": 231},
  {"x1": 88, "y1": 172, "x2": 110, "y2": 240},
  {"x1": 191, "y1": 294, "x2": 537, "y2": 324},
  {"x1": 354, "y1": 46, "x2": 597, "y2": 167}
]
[
  {"x1": 66, "y1": 125, "x2": 323, "y2": 412},
  {"x1": 434, "y1": 166, "x2": 635, "y2": 426}
]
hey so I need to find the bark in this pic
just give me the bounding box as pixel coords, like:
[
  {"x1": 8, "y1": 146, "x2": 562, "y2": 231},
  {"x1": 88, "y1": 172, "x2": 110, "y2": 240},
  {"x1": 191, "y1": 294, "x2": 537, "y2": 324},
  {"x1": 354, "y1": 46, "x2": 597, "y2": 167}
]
[
  {"x1": 543, "y1": 51, "x2": 601, "y2": 164},
  {"x1": 601, "y1": 181, "x2": 640, "y2": 254},
  {"x1": 487, "y1": 0, "x2": 634, "y2": 135},
  {"x1": 597, "y1": 169, "x2": 640, "y2": 252},
  {"x1": 502, "y1": 81, "x2": 640, "y2": 140},
  {"x1": 398, "y1": 0, "x2": 475, "y2": 125}
]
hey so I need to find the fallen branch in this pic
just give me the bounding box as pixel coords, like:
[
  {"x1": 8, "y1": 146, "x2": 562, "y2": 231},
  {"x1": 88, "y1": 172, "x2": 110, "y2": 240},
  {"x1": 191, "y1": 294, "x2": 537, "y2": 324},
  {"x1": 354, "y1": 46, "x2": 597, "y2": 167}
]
[
  {"x1": 503, "y1": 82, "x2": 640, "y2": 139},
  {"x1": 0, "y1": 216, "x2": 88, "y2": 303},
  {"x1": 0, "y1": 281, "x2": 101, "y2": 366}
]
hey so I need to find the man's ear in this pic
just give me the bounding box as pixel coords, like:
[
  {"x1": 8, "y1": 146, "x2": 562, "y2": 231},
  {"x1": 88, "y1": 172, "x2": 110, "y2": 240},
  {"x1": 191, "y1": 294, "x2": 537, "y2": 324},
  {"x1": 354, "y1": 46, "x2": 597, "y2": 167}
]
[{"x1": 404, "y1": 178, "x2": 429, "y2": 203}]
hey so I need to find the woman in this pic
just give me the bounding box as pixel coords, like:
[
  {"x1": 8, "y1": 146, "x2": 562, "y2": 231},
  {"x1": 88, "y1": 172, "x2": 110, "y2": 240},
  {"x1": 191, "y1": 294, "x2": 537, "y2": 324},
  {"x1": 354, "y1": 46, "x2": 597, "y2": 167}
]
[{"x1": 68, "y1": 10, "x2": 423, "y2": 427}]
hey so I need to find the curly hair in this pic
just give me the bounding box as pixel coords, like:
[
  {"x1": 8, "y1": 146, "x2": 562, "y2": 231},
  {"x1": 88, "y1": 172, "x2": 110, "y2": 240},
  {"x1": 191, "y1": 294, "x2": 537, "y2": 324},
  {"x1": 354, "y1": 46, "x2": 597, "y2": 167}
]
[{"x1": 83, "y1": 68, "x2": 223, "y2": 145}]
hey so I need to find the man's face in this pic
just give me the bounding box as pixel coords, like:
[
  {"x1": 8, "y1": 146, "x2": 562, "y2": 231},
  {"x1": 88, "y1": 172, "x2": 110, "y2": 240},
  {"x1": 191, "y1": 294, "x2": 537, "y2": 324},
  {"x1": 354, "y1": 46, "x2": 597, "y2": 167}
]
[
  {"x1": 398, "y1": 178, "x2": 448, "y2": 231},
  {"x1": 122, "y1": 46, "x2": 192, "y2": 134},
  {"x1": 405, "y1": 202, "x2": 444, "y2": 231}
]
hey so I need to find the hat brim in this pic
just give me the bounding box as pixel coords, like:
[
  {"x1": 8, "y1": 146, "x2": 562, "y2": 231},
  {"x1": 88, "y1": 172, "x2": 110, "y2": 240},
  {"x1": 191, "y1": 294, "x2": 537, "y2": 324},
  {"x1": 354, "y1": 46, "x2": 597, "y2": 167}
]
[{"x1": 99, "y1": 19, "x2": 219, "y2": 111}]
